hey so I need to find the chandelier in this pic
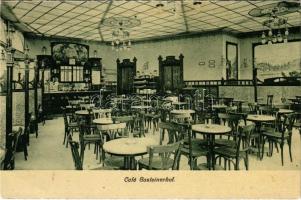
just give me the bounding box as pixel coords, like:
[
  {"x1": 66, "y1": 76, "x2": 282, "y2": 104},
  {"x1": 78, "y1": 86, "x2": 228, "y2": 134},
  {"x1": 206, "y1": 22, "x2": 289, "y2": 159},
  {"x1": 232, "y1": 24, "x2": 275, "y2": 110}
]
[
  {"x1": 101, "y1": 16, "x2": 141, "y2": 51},
  {"x1": 261, "y1": 14, "x2": 289, "y2": 45},
  {"x1": 111, "y1": 28, "x2": 130, "y2": 51},
  {"x1": 248, "y1": 1, "x2": 301, "y2": 45}
]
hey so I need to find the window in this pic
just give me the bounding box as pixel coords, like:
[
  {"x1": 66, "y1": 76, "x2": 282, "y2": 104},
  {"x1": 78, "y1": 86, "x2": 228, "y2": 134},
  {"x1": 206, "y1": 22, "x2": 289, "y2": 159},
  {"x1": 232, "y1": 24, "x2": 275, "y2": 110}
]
[{"x1": 60, "y1": 66, "x2": 84, "y2": 82}]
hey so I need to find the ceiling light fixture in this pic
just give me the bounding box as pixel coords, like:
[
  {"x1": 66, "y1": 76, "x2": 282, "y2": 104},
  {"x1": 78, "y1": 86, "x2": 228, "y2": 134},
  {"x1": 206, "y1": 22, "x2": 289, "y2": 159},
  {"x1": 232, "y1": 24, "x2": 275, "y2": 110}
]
[
  {"x1": 193, "y1": 1, "x2": 202, "y2": 5},
  {"x1": 249, "y1": 1, "x2": 300, "y2": 45},
  {"x1": 261, "y1": 14, "x2": 288, "y2": 45},
  {"x1": 101, "y1": 16, "x2": 141, "y2": 51}
]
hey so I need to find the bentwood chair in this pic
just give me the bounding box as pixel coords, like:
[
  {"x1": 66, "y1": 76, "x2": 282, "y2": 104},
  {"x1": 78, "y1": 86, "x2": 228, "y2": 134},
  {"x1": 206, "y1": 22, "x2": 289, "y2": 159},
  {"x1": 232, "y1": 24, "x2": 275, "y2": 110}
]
[
  {"x1": 3, "y1": 127, "x2": 22, "y2": 170},
  {"x1": 138, "y1": 141, "x2": 183, "y2": 170},
  {"x1": 62, "y1": 107, "x2": 78, "y2": 147},
  {"x1": 68, "y1": 134, "x2": 115, "y2": 170},
  {"x1": 261, "y1": 113, "x2": 296, "y2": 165},
  {"x1": 214, "y1": 124, "x2": 255, "y2": 170},
  {"x1": 97, "y1": 123, "x2": 128, "y2": 169},
  {"x1": 78, "y1": 123, "x2": 103, "y2": 164},
  {"x1": 176, "y1": 121, "x2": 209, "y2": 170}
]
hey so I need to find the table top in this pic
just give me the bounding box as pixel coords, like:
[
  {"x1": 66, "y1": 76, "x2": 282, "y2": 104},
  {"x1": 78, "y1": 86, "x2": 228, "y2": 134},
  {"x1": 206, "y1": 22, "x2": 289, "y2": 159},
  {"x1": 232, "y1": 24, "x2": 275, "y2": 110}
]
[
  {"x1": 212, "y1": 104, "x2": 228, "y2": 109},
  {"x1": 93, "y1": 108, "x2": 112, "y2": 113},
  {"x1": 171, "y1": 109, "x2": 195, "y2": 114},
  {"x1": 75, "y1": 110, "x2": 93, "y2": 115},
  {"x1": 131, "y1": 105, "x2": 152, "y2": 109},
  {"x1": 192, "y1": 124, "x2": 231, "y2": 135},
  {"x1": 80, "y1": 103, "x2": 95, "y2": 107},
  {"x1": 103, "y1": 137, "x2": 157, "y2": 156},
  {"x1": 247, "y1": 114, "x2": 275, "y2": 122},
  {"x1": 278, "y1": 109, "x2": 294, "y2": 114},
  {"x1": 93, "y1": 118, "x2": 114, "y2": 125},
  {"x1": 233, "y1": 100, "x2": 246, "y2": 103},
  {"x1": 172, "y1": 102, "x2": 188, "y2": 105}
]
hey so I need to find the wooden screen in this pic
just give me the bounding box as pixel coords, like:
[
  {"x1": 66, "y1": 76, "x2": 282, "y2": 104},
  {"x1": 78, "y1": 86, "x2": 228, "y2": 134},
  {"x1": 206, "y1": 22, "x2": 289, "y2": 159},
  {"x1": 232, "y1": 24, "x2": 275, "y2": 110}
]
[
  {"x1": 117, "y1": 57, "x2": 137, "y2": 95},
  {"x1": 158, "y1": 54, "x2": 184, "y2": 93}
]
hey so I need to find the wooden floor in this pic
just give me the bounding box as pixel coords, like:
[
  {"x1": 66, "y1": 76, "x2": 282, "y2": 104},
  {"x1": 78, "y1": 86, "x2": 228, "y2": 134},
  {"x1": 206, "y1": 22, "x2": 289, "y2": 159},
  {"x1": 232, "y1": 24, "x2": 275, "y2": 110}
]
[{"x1": 15, "y1": 117, "x2": 301, "y2": 170}]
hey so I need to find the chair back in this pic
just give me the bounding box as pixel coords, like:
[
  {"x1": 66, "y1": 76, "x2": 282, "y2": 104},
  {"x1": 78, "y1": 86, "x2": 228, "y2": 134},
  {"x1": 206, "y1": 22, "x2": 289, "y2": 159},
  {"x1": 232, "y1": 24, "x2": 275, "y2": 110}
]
[
  {"x1": 97, "y1": 122, "x2": 127, "y2": 140},
  {"x1": 229, "y1": 112, "x2": 247, "y2": 126},
  {"x1": 158, "y1": 122, "x2": 184, "y2": 144},
  {"x1": 248, "y1": 103, "x2": 257, "y2": 114},
  {"x1": 68, "y1": 134, "x2": 83, "y2": 170},
  {"x1": 113, "y1": 115, "x2": 135, "y2": 131},
  {"x1": 280, "y1": 113, "x2": 296, "y2": 136},
  {"x1": 93, "y1": 109, "x2": 112, "y2": 119},
  {"x1": 267, "y1": 95, "x2": 273, "y2": 107},
  {"x1": 4, "y1": 127, "x2": 22, "y2": 169},
  {"x1": 218, "y1": 113, "x2": 230, "y2": 125},
  {"x1": 147, "y1": 141, "x2": 183, "y2": 170},
  {"x1": 236, "y1": 124, "x2": 255, "y2": 156}
]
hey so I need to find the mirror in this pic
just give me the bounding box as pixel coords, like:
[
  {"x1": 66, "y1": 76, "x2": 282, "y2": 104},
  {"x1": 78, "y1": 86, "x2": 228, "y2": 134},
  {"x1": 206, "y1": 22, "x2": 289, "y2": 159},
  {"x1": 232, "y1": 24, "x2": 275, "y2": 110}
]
[{"x1": 226, "y1": 42, "x2": 238, "y2": 80}]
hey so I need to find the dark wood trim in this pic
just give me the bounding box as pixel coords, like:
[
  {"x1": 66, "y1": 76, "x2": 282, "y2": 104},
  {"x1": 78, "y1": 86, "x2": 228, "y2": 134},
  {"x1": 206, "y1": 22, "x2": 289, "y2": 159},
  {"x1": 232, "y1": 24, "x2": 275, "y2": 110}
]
[
  {"x1": 34, "y1": 66, "x2": 38, "y2": 135},
  {"x1": 5, "y1": 49, "x2": 14, "y2": 149},
  {"x1": 226, "y1": 41, "x2": 239, "y2": 80},
  {"x1": 24, "y1": 60, "x2": 29, "y2": 145}
]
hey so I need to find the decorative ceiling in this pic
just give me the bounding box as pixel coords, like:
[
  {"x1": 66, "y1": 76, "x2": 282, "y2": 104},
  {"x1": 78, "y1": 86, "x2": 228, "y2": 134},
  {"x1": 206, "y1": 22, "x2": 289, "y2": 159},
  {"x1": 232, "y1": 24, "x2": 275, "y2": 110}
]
[{"x1": 1, "y1": 1, "x2": 301, "y2": 42}]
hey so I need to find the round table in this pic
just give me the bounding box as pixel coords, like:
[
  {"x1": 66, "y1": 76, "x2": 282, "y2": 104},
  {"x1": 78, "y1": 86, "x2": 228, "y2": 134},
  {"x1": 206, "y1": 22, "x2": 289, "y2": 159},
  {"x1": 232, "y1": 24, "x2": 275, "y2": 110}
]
[
  {"x1": 170, "y1": 109, "x2": 195, "y2": 115},
  {"x1": 172, "y1": 102, "x2": 188, "y2": 109},
  {"x1": 75, "y1": 110, "x2": 93, "y2": 115},
  {"x1": 93, "y1": 118, "x2": 114, "y2": 125},
  {"x1": 192, "y1": 124, "x2": 232, "y2": 170},
  {"x1": 247, "y1": 114, "x2": 275, "y2": 122},
  {"x1": 212, "y1": 104, "x2": 227, "y2": 109},
  {"x1": 103, "y1": 137, "x2": 157, "y2": 169},
  {"x1": 131, "y1": 105, "x2": 152, "y2": 109},
  {"x1": 278, "y1": 109, "x2": 294, "y2": 114}
]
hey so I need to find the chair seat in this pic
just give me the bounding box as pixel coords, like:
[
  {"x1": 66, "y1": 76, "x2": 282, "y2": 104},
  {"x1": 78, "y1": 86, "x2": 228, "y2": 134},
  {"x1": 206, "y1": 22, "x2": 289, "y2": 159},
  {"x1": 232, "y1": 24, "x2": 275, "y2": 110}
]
[
  {"x1": 104, "y1": 156, "x2": 124, "y2": 169},
  {"x1": 144, "y1": 114, "x2": 160, "y2": 119},
  {"x1": 83, "y1": 134, "x2": 102, "y2": 141},
  {"x1": 214, "y1": 147, "x2": 237, "y2": 157},
  {"x1": 181, "y1": 145, "x2": 208, "y2": 157},
  {"x1": 138, "y1": 156, "x2": 174, "y2": 170},
  {"x1": 215, "y1": 139, "x2": 236, "y2": 147},
  {"x1": 184, "y1": 138, "x2": 208, "y2": 146},
  {"x1": 69, "y1": 122, "x2": 78, "y2": 128},
  {"x1": 293, "y1": 122, "x2": 301, "y2": 128},
  {"x1": 195, "y1": 163, "x2": 224, "y2": 170},
  {"x1": 214, "y1": 147, "x2": 246, "y2": 158},
  {"x1": 261, "y1": 130, "x2": 289, "y2": 138}
]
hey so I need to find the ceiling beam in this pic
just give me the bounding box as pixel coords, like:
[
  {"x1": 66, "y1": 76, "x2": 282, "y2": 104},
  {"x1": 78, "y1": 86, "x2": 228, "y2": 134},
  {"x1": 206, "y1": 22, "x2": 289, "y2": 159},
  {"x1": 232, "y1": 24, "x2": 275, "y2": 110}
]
[
  {"x1": 98, "y1": 0, "x2": 113, "y2": 42},
  {"x1": 180, "y1": 0, "x2": 189, "y2": 32}
]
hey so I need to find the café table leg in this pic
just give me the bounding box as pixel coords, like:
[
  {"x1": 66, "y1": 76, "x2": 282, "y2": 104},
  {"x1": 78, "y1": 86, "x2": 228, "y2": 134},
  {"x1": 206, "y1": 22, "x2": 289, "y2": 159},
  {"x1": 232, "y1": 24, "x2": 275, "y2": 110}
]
[{"x1": 207, "y1": 134, "x2": 215, "y2": 170}]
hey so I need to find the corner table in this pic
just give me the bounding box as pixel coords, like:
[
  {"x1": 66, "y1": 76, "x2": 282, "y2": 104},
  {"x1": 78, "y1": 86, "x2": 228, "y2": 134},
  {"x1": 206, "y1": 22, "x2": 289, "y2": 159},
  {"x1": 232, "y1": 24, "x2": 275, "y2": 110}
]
[{"x1": 192, "y1": 124, "x2": 231, "y2": 170}]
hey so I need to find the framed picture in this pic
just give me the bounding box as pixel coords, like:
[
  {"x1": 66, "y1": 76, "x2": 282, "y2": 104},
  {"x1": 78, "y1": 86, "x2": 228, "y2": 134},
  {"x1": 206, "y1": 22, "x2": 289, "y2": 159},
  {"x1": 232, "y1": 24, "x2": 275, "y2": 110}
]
[
  {"x1": 209, "y1": 60, "x2": 215, "y2": 68},
  {"x1": 198, "y1": 61, "x2": 205, "y2": 66},
  {"x1": 226, "y1": 41, "x2": 238, "y2": 80},
  {"x1": 51, "y1": 42, "x2": 89, "y2": 65}
]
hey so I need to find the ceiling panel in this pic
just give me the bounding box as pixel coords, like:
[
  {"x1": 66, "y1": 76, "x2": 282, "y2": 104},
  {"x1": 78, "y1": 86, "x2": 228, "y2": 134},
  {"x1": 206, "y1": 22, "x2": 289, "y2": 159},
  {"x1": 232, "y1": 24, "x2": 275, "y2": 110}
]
[{"x1": 2, "y1": 0, "x2": 300, "y2": 42}]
